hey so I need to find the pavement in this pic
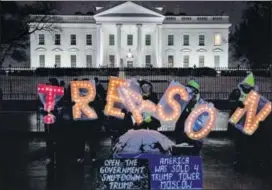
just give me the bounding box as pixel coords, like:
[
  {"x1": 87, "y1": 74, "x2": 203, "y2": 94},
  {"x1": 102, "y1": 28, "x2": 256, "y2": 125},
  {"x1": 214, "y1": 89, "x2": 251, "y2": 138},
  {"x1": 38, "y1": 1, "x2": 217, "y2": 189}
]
[{"x1": 0, "y1": 136, "x2": 271, "y2": 190}]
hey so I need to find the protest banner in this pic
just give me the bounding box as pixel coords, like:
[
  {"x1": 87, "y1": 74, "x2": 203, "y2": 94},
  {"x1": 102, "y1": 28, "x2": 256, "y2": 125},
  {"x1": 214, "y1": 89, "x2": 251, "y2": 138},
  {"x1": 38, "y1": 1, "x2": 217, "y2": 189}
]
[
  {"x1": 112, "y1": 154, "x2": 203, "y2": 190},
  {"x1": 96, "y1": 158, "x2": 149, "y2": 190}
]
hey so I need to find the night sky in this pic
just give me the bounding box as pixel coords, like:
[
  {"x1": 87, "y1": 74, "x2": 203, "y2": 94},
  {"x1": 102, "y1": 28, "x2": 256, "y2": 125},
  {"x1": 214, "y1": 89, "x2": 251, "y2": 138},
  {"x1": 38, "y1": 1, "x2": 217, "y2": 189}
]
[{"x1": 16, "y1": 1, "x2": 249, "y2": 31}]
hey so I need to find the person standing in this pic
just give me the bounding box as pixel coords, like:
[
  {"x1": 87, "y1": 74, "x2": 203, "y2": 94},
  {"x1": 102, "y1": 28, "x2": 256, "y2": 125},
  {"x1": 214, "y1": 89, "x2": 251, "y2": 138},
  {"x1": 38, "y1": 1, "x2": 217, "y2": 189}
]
[
  {"x1": 174, "y1": 80, "x2": 203, "y2": 155},
  {"x1": 228, "y1": 72, "x2": 256, "y2": 170}
]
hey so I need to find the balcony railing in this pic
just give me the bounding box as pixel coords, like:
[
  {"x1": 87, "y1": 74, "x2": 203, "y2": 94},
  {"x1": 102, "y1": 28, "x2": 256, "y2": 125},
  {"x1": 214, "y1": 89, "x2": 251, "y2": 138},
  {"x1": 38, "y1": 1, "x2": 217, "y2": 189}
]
[{"x1": 164, "y1": 16, "x2": 229, "y2": 23}]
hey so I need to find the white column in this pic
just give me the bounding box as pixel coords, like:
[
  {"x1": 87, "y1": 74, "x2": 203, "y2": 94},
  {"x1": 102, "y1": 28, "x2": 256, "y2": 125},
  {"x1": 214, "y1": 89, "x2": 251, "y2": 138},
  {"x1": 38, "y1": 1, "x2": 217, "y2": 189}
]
[
  {"x1": 157, "y1": 24, "x2": 163, "y2": 67},
  {"x1": 96, "y1": 23, "x2": 103, "y2": 67},
  {"x1": 137, "y1": 24, "x2": 142, "y2": 67},
  {"x1": 116, "y1": 24, "x2": 122, "y2": 68}
]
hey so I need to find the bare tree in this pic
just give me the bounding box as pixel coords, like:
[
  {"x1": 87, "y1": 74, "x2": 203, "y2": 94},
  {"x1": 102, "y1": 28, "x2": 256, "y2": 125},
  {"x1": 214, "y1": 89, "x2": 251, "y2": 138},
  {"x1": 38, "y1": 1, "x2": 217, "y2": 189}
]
[{"x1": 0, "y1": 2, "x2": 61, "y2": 67}]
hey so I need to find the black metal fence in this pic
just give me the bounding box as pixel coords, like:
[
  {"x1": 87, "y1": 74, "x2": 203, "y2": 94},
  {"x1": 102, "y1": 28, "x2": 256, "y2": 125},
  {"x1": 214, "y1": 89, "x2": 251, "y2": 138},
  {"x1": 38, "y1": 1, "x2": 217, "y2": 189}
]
[{"x1": 0, "y1": 67, "x2": 271, "y2": 101}]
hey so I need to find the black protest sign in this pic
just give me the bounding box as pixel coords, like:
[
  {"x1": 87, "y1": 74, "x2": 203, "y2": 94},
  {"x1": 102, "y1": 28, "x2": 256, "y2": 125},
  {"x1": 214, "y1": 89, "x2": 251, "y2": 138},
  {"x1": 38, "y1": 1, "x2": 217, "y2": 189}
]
[{"x1": 96, "y1": 159, "x2": 149, "y2": 190}]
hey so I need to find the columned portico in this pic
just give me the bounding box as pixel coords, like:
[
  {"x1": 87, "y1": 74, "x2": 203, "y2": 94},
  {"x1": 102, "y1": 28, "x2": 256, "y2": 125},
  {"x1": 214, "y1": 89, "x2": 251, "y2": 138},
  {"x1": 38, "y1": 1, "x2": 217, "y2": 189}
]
[
  {"x1": 116, "y1": 24, "x2": 122, "y2": 67},
  {"x1": 136, "y1": 24, "x2": 142, "y2": 67}
]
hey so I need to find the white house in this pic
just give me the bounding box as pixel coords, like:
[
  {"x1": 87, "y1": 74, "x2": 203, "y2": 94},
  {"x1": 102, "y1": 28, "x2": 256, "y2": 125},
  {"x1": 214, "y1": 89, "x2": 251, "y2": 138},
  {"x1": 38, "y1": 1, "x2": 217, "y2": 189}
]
[{"x1": 29, "y1": 1, "x2": 231, "y2": 68}]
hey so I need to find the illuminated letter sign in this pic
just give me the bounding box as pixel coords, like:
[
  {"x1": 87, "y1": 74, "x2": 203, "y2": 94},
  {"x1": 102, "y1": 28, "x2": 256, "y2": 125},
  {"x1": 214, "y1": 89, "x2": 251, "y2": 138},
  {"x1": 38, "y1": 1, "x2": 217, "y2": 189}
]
[
  {"x1": 37, "y1": 84, "x2": 64, "y2": 124},
  {"x1": 70, "y1": 80, "x2": 97, "y2": 120},
  {"x1": 229, "y1": 91, "x2": 272, "y2": 135},
  {"x1": 185, "y1": 103, "x2": 217, "y2": 140},
  {"x1": 157, "y1": 81, "x2": 190, "y2": 122},
  {"x1": 118, "y1": 86, "x2": 157, "y2": 125},
  {"x1": 104, "y1": 77, "x2": 128, "y2": 119}
]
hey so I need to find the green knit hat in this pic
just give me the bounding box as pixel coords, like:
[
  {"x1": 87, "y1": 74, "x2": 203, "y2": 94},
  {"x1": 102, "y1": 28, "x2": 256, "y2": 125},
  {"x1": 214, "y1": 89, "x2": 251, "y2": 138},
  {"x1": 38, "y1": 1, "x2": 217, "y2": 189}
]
[
  {"x1": 242, "y1": 72, "x2": 255, "y2": 87},
  {"x1": 187, "y1": 80, "x2": 200, "y2": 91}
]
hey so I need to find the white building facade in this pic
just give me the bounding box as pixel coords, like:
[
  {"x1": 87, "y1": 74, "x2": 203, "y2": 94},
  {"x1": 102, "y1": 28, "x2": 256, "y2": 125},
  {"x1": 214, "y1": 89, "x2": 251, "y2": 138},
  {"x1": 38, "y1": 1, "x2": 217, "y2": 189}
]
[{"x1": 29, "y1": 1, "x2": 231, "y2": 68}]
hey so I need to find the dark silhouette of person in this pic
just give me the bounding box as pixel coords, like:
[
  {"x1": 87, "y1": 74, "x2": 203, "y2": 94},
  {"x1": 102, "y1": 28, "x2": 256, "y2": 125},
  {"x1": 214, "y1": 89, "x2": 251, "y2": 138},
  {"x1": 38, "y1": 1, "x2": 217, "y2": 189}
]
[
  {"x1": 174, "y1": 80, "x2": 203, "y2": 155},
  {"x1": 42, "y1": 78, "x2": 61, "y2": 165},
  {"x1": 228, "y1": 72, "x2": 256, "y2": 170},
  {"x1": 137, "y1": 80, "x2": 160, "y2": 131}
]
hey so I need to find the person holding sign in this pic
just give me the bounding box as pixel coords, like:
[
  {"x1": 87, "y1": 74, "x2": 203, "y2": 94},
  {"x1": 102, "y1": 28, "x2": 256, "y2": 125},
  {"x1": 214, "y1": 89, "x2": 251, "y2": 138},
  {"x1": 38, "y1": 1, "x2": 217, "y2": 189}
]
[
  {"x1": 174, "y1": 80, "x2": 203, "y2": 155},
  {"x1": 228, "y1": 73, "x2": 259, "y2": 170},
  {"x1": 137, "y1": 80, "x2": 160, "y2": 130}
]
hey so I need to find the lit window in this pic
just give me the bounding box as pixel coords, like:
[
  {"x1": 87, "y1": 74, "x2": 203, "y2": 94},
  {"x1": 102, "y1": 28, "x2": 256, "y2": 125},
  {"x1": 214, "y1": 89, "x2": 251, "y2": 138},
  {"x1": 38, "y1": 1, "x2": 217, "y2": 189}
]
[
  {"x1": 38, "y1": 34, "x2": 45, "y2": 45},
  {"x1": 214, "y1": 34, "x2": 222, "y2": 46}
]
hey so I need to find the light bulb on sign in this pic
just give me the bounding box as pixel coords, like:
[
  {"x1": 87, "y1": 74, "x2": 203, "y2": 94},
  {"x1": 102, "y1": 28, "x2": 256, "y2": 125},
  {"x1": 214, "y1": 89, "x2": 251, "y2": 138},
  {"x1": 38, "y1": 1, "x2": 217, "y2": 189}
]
[
  {"x1": 229, "y1": 91, "x2": 272, "y2": 135},
  {"x1": 118, "y1": 86, "x2": 157, "y2": 125},
  {"x1": 185, "y1": 104, "x2": 216, "y2": 140},
  {"x1": 157, "y1": 86, "x2": 189, "y2": 122},
  {"x1": 104, "y1": 77, "x2": 128, "y2": 119},
  {"x1": 38, "y1": 84, "x2": 64, "y2": 124},
  {"x1": 70, "y1": 80, "x2": 97, "y2": 120}
]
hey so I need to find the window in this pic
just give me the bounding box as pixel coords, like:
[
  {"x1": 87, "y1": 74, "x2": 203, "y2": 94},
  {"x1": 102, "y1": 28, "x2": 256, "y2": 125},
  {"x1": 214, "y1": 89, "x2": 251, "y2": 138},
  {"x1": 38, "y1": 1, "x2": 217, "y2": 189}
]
[
  {"x1": 71, "y1": 55, "x2": 77, "y2": 67},
  {"x1": 183, "y1": 35, "x2": 189, "y2": 46},
  {"x1": 168, "y1": 55, "x2": 174, "y2": 67},
  {"x1": 86, "y1": 55, "x2": 92, "y2": 67},
  {"x1": 55, "y1": 34, "x2": 61, "y2": 45},
  {"x1": 214, "y1": 55, "x2": 220, "y2": 67},
  {"x1": 145, "y1": 34, "x2": 151, "y2": 46},
  {"x1": 55, "y1": 55, "x2": 61, "y2": 67},
  {"x1": 86, "y1": 34, "x2": 92, "y2": 45},
  {"x1": 214, "y1": 34, "x2": 222, "y2": 46},
  {"x1": 70, "y1": 34, "x2": 76, "y2": 45},
  {"x1": 109, "y1": 34, "x2": 115, "y2": 46},
  {"x1": 199, "y1": 56, "x2": 205, "y2": 67},
  {"x1": 168, "y1": 35, "x2": 174, "y2": 46},
  {"x1": 183, "y1": 55, "x2": 189, "y2": 67},
  {"x1": 39, "y1": 55, "x2": 45, "y2": 67},
  {"x1": 145, "y1": 55, "x2": 151, "y2": 66},
  {"x1": 127, "y1": 34, "x2": 133, "y2": 46},
  {"x1": 38, "y1": 34, "x2": 45, "y2": 45},
  {"x1": 199, "y1": 35, "x2": 205, "y2": 46},
  {"x1": 109, "y1": 55, "x2": 115, "y2": 67}
]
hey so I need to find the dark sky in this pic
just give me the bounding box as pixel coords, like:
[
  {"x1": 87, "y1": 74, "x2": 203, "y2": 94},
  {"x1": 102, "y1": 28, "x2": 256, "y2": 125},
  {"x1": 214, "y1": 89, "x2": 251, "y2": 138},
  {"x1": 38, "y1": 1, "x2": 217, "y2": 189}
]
[{"x1": 16, "y1": 1, "x2": 249, "y2": 31}]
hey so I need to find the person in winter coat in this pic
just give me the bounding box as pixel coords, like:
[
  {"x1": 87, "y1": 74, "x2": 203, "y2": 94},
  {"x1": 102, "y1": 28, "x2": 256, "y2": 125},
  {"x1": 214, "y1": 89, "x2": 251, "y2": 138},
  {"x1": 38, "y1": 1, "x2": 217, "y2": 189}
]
[
  {"x1": 137, "y1": 80, "x2": 160, "y2": 130},
  {"x1": 174, "y1": 79, "x2": 203, "y2": 154},
  {"x1": 42, "y1": 78, "x2": 61, "y2": 165},
  {"x1": 228, "y1": 72, "x2": 258, "y2": 170}
]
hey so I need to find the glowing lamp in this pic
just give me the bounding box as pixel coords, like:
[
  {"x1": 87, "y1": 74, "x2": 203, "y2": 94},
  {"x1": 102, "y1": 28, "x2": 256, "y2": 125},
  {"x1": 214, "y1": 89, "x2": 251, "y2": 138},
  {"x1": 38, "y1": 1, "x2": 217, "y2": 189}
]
[
  {"x1": 157, "y1": 81, "x2": 190, "y2": 122},
  {"x1": 185, "y1": 104, "x2": 217, "y2": 140},
  {"x1": 70, "y1": 80, "x2": 98, "y2": 120},
  {"x1": 37, "y1": 84, "x2": 64, "y2": 124},
  {"x1": 104, "y1": 77, "x2": 128, "y2": 119},
  {"x1": 229, "y1": 90, "x2": 272, "y2": 135}
]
